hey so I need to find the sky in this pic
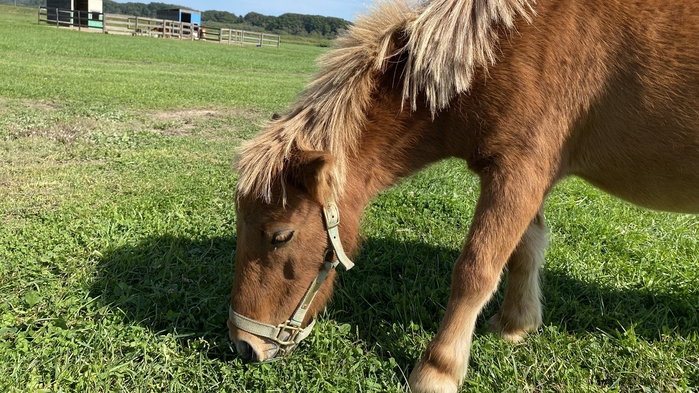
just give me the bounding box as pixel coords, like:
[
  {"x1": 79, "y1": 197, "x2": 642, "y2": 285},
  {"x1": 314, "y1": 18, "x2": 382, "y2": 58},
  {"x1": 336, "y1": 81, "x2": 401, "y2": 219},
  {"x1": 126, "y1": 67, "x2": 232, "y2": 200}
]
[{"x1": 115, "y1": 0, "x2": 371, "y2": 21}]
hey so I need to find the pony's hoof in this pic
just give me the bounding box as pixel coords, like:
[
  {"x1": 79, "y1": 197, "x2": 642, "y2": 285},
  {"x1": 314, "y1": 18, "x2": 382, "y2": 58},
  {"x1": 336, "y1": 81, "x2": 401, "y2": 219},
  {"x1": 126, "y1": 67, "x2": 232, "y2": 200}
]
[
  {"x1": 487, "y1": 313, "x2": 533, "y2": 343},
  {"x1": 408, "y1": 361, "x2": 459, "y2": 393}
]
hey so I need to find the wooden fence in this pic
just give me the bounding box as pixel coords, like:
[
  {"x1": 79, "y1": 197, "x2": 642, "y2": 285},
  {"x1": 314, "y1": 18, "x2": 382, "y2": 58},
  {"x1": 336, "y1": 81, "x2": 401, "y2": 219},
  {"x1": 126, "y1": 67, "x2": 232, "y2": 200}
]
[
  {"x1": 102, "y1": 13, "x2": 198, "y2": 39},
  {"x1": 38, "y1": 7, "x2": 281, "y2": 48},
  {"x1": 199, "y1": 27, "x2": 280, "y2": 48}
]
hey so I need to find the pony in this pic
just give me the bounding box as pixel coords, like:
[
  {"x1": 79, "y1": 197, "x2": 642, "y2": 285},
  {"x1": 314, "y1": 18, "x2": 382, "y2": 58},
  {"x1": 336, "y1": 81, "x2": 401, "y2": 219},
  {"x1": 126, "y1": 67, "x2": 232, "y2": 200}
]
[{"x1": 228, "y1": 0, "x2": 699, "y2": 391}]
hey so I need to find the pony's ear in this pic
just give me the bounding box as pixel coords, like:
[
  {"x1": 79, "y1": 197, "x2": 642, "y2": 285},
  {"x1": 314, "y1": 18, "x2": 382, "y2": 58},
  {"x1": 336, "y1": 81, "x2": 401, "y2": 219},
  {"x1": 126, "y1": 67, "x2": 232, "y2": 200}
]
[
  {"x1": 376, "y1": 27, "x2": 409, "y2": 73},
  {"x1": 287, "y1": 150, "x2": 335, "y2": 205}
]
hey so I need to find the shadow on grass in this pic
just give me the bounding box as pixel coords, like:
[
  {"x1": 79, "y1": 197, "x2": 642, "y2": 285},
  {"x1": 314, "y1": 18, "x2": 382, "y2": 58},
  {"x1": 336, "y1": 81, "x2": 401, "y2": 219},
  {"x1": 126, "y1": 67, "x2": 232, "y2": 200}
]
[
  {"x1": 89, "y1": 234, "x2": 239, "y2": 360},
  {"x1": 90, "y1": 233, "x2": 698, "y2": 365},
  {"x1": 331, "y1": 237, "x2": 699, "y2": 364}
]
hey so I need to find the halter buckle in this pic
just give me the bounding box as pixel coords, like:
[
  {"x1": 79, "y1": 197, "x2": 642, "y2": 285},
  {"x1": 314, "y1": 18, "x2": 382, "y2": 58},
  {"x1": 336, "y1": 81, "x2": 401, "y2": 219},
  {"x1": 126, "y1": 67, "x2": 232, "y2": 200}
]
[
  {"x1": 323, "y1": 202, "x2": 341, "y2": 229},
  {"x1": 274, "y1": 320, "x2": 303, "y2": 347}
]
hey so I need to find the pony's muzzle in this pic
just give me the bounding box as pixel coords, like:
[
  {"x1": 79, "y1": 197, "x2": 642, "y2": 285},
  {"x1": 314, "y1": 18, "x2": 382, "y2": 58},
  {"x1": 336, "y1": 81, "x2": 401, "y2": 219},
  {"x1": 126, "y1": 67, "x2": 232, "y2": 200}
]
[
  {"x1": 235, "y1": 339, "x2": 259, "y2": 362},
  {"x1": 235, "y1": 339, "x2": 280, "y2": 363},
  {"x1": 228, "y1": 319, "x2": 281, "y2": 362}
]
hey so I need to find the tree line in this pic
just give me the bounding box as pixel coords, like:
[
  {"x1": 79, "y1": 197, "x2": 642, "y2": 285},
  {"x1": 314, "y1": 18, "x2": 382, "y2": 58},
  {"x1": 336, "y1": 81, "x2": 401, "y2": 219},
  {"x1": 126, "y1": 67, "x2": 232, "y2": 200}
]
[
  {"x1": 102, "y1": 1, "x2": 178, "y2": 18},
  {"x1": 101, "y1": 1, "x2": 351, "y2": 38},
  {"x1": 2, "y1": 0, "x2": 43, "y2": 6}
]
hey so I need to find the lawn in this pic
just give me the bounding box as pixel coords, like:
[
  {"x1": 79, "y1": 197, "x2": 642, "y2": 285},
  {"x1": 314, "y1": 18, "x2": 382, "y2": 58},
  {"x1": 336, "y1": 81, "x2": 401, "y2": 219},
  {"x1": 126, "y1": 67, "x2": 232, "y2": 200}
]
[{"x1": 1, "y1": 5, "x2": 697, "y2": 392}]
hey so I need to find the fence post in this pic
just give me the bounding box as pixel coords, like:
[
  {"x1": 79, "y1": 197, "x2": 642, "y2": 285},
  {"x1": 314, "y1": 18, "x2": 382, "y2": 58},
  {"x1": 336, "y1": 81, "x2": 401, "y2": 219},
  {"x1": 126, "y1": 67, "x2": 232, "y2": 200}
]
[
  {"x1": 56, "y1": 8, "x2": 59, "y2": 27},
  {"x1": 260, "y1": 33, "x2": 264, "y2": 46},
  {"x1": 102, "y1": 12, "x2": 106, "y2": 33},
  {"x1": 78, "y1": 10, "x2": 81, "y2": 31},
  {"x1": 135, "y1": 17, "x2": 139, "y2": 35},
  {"x1": 277, "y1": 35, "x2": 280, "y2": 48},
  {"x1": 37, "y1": 6, "x2": 40, "y2": 25}
]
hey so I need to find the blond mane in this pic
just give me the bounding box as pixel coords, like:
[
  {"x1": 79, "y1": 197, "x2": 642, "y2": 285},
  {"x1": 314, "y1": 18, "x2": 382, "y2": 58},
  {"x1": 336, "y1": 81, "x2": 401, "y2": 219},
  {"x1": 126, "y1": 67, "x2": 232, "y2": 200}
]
[{"x1": 235, "y1": 0, "x2": 533, "y2": 203}]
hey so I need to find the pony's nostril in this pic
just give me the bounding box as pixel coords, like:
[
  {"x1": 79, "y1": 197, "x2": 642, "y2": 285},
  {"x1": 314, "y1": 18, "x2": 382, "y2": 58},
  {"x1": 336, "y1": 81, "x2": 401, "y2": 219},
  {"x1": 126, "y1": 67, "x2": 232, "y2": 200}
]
[{"x1": 236, "y1": 340, "x2": 260, "y2": 362}]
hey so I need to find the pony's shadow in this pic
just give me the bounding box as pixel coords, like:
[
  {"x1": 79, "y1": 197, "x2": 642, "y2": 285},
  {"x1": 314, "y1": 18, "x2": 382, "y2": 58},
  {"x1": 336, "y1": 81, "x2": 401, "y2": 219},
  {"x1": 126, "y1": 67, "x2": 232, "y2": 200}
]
[
  {"x1": 89, "y1": 234, "x2": 240, "y2": 360},
  {"x1": 331, "y1": 237, "x2": 699, "y2": 362},
  {"x1": 90, "y1": 233, "x2": 698, "y2": 364}
]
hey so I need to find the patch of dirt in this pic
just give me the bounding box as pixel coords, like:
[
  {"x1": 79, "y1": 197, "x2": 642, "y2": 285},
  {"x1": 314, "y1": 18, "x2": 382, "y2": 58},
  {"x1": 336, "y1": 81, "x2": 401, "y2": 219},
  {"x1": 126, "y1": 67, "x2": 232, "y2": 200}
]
[
  {"x1": 148, "y1": 109, "x2": 221, "y2": 136},
  {"x1": 151, "y1": 109, "x2": 221, "y2": 122},
  {"x1": 11, "y1": 119, "x2": 98, "y2": 144},
  {"x1": 3, "y1": 115, "x2": 142, "y2": 145},
  {"x1": 146, "y1": 108, "x2": 273, "y2": 140},
  {"x1": 22, "y1": 100, "x2": 63, "y2": 112},
  {"x1": 0, "y1": 97, "x2": 62, "y2": 112}
]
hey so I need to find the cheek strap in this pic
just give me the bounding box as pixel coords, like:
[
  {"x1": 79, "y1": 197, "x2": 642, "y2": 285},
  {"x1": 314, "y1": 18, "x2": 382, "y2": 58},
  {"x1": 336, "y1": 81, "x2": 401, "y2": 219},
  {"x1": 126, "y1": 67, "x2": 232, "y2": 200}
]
[{"x1": 323, "y1": 202, "x2": 355, "y2": 270}]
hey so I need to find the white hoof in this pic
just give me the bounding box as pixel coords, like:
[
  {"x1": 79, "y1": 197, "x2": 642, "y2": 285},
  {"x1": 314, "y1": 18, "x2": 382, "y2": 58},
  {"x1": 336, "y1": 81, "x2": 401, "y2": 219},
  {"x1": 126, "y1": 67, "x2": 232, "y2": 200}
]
[
  {"x1": 488, "y1": 312, "x2": 538, "y2": 343},
  {"x1": 408, "y1": 361, "x2": 459, "y2": 393}
]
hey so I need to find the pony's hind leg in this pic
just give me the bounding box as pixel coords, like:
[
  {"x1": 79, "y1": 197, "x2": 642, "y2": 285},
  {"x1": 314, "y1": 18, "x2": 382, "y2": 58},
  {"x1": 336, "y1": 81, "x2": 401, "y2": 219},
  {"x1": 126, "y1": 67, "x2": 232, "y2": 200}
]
[{"x1": 488, "y1": 207, "x2": 547, "y2": 342}]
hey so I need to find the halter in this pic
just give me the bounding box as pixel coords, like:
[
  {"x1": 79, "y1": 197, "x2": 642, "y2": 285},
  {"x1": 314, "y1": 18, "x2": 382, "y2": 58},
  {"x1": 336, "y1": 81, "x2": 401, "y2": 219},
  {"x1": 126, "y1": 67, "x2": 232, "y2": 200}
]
[{"x1": 228, "y1": 201, "x2": 355, "y2": 357}]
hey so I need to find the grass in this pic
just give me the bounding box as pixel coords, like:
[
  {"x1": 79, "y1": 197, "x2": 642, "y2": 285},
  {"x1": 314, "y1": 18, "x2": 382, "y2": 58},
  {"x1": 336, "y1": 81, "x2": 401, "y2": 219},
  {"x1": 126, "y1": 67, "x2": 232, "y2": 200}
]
[
  {"x1": 0, "y1": 6, "x2": 321, "y2": 111},
  {"x1": 1, "y1": 5, "x2": 698, "y2": 392}
]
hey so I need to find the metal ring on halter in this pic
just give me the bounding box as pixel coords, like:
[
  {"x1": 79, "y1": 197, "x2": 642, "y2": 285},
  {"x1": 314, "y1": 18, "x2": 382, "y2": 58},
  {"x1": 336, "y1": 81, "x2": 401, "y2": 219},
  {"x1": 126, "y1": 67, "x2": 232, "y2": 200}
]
[{"x1": 229, "y1": 201, "x2": 354, "y2": 356}]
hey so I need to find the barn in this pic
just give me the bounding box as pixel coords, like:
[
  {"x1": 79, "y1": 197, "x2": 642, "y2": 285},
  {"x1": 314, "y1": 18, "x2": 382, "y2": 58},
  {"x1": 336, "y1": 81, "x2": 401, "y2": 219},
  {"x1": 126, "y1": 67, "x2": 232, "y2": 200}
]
[
  {"x1": 156, "y1": 8, "x2": 202, "y2": 26},
  {"x1": 46, "y1": 0, "x2": 103, "y2": 29}
]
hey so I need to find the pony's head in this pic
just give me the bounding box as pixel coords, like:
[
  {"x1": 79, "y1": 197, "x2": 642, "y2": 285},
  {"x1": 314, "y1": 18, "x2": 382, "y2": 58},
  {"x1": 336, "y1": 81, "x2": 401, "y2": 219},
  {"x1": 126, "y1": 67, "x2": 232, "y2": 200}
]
[{"x1": 229, "y1": 148, "x2": 361, "y2": 361}]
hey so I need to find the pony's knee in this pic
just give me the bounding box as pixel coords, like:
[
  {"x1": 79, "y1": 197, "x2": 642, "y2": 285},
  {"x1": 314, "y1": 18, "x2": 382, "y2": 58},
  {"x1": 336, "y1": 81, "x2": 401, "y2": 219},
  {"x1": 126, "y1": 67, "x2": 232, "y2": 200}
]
[
  {"x1": 528, "y1": 210, "x2": 548, "y2": 245},
  {"x1": 505, "y1": 212, "x2": 548, "y2": 281}
]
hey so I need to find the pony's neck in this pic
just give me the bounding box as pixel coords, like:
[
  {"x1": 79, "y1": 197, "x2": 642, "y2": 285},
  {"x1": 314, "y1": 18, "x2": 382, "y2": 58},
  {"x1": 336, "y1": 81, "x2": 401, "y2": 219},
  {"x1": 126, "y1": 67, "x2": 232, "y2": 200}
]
[{"x1": 338, "y1": 102, "x2": 455, "y2": 228}]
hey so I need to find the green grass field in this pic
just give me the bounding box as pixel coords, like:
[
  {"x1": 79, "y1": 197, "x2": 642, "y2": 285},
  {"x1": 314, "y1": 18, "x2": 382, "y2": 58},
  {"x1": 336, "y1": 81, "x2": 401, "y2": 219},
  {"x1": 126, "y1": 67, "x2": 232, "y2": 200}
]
[{"x1": 1, "y1": 5, "x2": 698, "y2": 392}]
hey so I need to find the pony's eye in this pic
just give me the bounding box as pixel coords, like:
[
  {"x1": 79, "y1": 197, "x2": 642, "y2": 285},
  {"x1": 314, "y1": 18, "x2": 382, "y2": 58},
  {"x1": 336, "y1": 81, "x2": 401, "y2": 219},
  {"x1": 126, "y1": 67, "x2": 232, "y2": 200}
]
[{"x1": 271, "y1": 229, "x2": 295, "y2": 245}]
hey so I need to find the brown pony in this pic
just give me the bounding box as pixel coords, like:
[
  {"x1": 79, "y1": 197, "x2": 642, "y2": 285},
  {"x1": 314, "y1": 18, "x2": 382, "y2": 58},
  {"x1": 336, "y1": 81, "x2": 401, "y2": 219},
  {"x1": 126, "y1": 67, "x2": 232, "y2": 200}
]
[{"x1": 228, "y1": 0, "x2": 699, "y2": 391}]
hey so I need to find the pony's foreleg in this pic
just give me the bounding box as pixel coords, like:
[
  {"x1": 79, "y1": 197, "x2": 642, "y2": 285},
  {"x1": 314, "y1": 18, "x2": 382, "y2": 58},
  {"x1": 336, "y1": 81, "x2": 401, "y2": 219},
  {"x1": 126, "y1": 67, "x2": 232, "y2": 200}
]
[
  {"x1": 488, "y1": 207, "x2": 547, "y2": 342},
  {"x1": 408, "y1": 172, "x2": 547, "y2": 393}
]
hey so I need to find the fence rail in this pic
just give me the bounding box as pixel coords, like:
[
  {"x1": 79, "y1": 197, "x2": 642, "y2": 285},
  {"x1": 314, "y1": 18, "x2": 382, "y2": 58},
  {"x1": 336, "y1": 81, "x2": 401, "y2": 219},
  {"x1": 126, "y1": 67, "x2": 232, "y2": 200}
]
[
  {"x1": 37, "y1": 7, "x2": 280, "y2": 48},
  {"x1": 200, "y1": 27, "x2": 280, "y2": 47}
]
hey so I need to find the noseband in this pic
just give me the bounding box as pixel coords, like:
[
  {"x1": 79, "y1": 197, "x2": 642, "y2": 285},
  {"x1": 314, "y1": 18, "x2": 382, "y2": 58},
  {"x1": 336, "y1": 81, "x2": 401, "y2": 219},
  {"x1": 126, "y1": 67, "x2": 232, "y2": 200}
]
[{"x1": 228, "y1": 201, "x2": 355, "y2": 357}]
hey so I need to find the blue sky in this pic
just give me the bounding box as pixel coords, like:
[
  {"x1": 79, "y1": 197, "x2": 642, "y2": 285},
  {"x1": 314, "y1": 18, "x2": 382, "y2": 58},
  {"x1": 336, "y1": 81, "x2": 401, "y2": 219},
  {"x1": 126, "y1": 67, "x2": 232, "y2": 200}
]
[{"x1": 115, "y1": 1, "x2": 371, "y2": 21}]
